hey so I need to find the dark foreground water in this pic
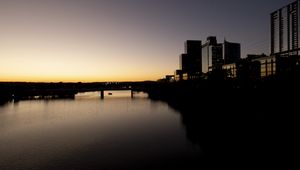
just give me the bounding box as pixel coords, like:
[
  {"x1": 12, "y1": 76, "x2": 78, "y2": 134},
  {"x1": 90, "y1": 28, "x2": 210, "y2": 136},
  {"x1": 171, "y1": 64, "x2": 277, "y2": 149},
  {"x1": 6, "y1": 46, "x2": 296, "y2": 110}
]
[{"x1": 0, "y1": 91, "x2": 203, "y2": 170}]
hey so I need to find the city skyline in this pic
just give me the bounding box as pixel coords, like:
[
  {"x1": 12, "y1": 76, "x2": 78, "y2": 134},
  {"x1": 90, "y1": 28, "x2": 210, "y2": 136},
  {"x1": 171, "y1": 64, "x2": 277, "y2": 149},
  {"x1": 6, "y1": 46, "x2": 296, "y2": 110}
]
[{"x1": 0, "y1": 0, "x2": 292, "y2": 82}]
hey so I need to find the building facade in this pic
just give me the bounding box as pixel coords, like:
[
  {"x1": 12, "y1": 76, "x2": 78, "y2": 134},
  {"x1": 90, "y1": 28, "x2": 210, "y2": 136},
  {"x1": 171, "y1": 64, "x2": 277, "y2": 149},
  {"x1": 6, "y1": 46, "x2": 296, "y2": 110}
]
[
  {"x1": 202, "y1": 36, "x2": 223, "y2": 73},
  {"x1": 271, "y1": 0, "x2": 300, "y2": 56},
  {"x1": 251, "y1": 55, "x2": 276, "y2": 78},
  {"x1": 179, "y1": 40, "x2": 202, "y2": 77},
  {"x1": 222, "y1": 63, "x2": 237, "y2": 78},
  {"x1": 223, "y1": 40, "x2": 241, "y2": 64},
  {"x1": 176, "y1": 40, "x2": 202, "y2": 81},
  {"x1": 202, "y1": 37, "x2": 240, "y2": 73},
  {"x1": 175, "y1": 38, "x2": 241, "y2": 81}
]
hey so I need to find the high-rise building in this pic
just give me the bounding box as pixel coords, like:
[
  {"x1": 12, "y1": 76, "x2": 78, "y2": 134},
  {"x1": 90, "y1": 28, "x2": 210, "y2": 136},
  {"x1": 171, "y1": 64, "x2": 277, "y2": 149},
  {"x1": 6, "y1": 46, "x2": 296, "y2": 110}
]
[
  {"x1": 176, "y1": 37, "x2": 240, "y2": 80},
  {"x1": 202, "y1": 36, "x2": 223, "y2": 73},
  {"x1": 271, "y1": 0, "x2": 300, "y2": 56},
  {"x1": 223, "y1": 40, "x2": 241, "y2": 64},
  {"x1": 176, "y1": 40, "x2": 202, "y2": 81},
  {"x1": 201, "y1": 37, "x2": 240, "y2": 73},
  {"x1": 180, "y1": 40, "x2": 202, "y2": 74}
]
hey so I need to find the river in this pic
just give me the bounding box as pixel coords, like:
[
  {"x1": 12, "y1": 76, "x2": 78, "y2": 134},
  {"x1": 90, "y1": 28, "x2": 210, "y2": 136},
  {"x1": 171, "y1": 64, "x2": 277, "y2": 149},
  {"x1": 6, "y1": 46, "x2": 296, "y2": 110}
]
[{"x1": 0, "y1": 91, "x2": 203, "y2": 170}]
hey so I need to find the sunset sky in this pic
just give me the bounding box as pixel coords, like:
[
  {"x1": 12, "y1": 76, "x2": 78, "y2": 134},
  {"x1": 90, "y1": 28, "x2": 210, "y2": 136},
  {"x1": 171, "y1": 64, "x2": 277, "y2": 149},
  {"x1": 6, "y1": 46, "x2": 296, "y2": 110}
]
[{"x1": 0, "y1": 0, "x2": 290, "y2": 82}]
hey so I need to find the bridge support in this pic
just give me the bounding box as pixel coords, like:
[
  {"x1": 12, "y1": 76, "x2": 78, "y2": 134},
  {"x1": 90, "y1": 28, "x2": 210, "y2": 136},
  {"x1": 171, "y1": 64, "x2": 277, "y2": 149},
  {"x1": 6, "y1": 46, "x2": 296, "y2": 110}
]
[
  {"x1": 100, "y1": 90, "x2": 104, "y2": 99},
  {"x1": 100, "y1": 89, "x2": 135, "y2": 99}
]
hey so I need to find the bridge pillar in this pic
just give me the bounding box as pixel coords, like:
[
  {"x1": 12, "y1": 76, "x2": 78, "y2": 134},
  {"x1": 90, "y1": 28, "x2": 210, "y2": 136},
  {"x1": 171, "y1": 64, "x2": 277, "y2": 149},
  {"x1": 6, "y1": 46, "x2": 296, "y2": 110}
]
[
  {"x1": 100, "y1": 90, "x2": 104, "y2": 99},
  {"x1": 131, "y1": 90, "x2": 134, "y2": 98}
]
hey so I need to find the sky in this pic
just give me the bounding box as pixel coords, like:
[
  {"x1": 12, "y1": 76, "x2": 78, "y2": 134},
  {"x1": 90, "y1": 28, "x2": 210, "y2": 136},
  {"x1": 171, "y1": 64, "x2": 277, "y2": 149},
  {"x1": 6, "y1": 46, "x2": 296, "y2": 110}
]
[{"x1": 0, "y1": 0, "x2": 292, "y2": 82}]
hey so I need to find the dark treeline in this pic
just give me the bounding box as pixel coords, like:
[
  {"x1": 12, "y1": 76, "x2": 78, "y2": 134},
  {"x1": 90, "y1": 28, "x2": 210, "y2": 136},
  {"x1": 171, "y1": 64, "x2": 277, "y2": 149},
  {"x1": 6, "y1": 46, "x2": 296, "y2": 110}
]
[
  {"x1": 0, "y1": 82, "x2": 101, "y2": 102},
  {"x1": 0, "y1": 81, "x2": 155, "y2": 104}
]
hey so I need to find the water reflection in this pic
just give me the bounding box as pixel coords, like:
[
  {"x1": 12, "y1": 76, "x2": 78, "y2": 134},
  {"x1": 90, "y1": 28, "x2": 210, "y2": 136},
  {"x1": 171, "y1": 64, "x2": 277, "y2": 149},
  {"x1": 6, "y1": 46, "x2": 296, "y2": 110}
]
[
  {"x1": 163, "y1": 97, "x2": 287, "y2": 168},
  {"x1": 75, "y1": 91, "x2": 148, "y2": 100},
  {"x1": 0, "y1": 92, "x2": 202, "y2": 170}
]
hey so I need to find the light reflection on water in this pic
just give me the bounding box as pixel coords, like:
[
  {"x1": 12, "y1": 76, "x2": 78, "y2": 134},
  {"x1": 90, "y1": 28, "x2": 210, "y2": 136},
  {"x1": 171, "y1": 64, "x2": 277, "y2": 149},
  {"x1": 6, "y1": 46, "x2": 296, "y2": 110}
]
[
  {"x1": 75, "y1": 91, "x2": 148, "y2": 99},
  {"x1": 0, "y1": 92, "x2": 201, "y2": 170}
]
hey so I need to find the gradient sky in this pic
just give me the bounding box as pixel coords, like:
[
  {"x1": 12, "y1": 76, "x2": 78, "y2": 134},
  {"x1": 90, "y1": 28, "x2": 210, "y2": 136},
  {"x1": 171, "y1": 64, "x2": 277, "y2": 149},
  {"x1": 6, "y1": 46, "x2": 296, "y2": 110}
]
[{"x1": 0, "y1": 0, "x2": 292, "y2": 82}]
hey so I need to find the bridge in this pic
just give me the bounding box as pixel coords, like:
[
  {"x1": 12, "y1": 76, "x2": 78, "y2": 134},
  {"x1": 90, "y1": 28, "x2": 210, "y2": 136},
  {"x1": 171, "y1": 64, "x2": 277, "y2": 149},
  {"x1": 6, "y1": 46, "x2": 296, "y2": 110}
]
[
  {"x1": 99, "y1": 87, "x2": 138, "y2": 99},
  {"x1": 0, "y1": 81, "x2": 155, "y2": 101}
]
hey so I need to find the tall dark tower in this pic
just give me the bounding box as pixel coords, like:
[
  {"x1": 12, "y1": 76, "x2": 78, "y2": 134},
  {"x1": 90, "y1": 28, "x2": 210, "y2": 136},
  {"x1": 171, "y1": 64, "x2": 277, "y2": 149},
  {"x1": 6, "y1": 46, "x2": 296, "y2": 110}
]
[
  {"x1": 180, "y1": 40, "x2": 202, "y2": 74},
  {"x1": 271, "y1": 0, "x2": 300, "y2": 56}
]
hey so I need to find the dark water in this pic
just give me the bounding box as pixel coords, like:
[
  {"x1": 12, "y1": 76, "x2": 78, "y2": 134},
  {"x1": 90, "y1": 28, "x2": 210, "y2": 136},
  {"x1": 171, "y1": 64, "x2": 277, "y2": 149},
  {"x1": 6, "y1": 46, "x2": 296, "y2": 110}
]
[{"x1": 0, "y1": 91, "x2": 202, "y2": 170}]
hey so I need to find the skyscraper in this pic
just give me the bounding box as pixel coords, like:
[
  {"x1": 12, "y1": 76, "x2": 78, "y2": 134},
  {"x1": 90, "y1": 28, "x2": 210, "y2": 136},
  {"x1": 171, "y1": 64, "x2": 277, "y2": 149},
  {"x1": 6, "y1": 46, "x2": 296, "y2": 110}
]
[
  {"x1": 176, "y1": 37, "x2": 240, "y2": 80},
  {"x1": 271, "y1": 0, "x2": 300, "y2": 56}
]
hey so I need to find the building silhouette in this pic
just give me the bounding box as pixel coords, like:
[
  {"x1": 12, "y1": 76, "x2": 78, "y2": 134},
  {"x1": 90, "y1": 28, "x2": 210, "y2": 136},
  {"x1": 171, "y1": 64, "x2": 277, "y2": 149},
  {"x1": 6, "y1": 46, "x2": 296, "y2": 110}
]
[
  {"x1": 168, "y1": 1, "x2": 300, "y2": 83},
  {"x1": 180, "y1": 40, "x2": 202, "y2": 74},
  {"x1": 202, "y1": 37, "x2": 240, "y2": 74},
  {"x1": 249, "y1": 54, "x2": 276, "y2": 78},
  {"x1": 271, "y1": 0, "x2": 300, "y2": 56},
  {"x1": 202, "y1": 36, "x2": 223, "y2": 73},
  {"x1": 174, "y1": 37, "x2": 241, "y2": 81},
  {"x1": 223, "y1": 40, "x2": 241, "y2": 64},
  {"x1": 178, "y1": 40, "x2": 202, "y2": 80},
  {"x1": 224, "y1": 0, "x2": 300, "y2": 81}
]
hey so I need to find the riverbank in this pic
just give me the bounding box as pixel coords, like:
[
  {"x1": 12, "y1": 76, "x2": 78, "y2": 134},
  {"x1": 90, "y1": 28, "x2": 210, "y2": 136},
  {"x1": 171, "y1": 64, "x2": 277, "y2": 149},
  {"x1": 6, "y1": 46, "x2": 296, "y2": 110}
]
[{"x1": 146, "y1": 80, "x2": 297, "y2": 167}]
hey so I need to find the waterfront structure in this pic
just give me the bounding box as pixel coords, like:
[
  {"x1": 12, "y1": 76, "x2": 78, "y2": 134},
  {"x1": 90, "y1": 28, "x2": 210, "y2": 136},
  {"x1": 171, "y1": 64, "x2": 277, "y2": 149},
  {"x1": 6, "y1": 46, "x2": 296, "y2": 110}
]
[
  {"x1": 222, "y1": 63, "x2": 237, "y2": 78},
  {"x1": 248, "y1": 54, "x2": 276, "y2": 78},
  {"x1": 271, "y1": 0, "x2": 300, "y2": 56},
  {"x1": 174, "y1": 70, "x2": 183, "y2": 81},
  {"x1": 236, "y1": 57, "x2": 261, "y2": 81},
  {"x1": 222, "y1": 56, "x2": 261, "y2": 80},
  {"x1": 222, "y1": 52, "x2": 300, "y2": 80},
  {"x1": 165, "y1": 75, "x2": 175, "y2": 82}
]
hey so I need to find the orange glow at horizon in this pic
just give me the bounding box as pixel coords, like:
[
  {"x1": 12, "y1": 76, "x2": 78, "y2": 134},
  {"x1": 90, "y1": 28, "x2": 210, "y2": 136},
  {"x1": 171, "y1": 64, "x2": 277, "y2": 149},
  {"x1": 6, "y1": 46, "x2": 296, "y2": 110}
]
[
  {"x1": 0, "y1": 1, "x2": 178, "y2": 82},
  {"x1": 0, "y1": 74, "x2": 161, "y2": 83},
  {"x1": 0, "y1": 42, "x2": 166, "y2": 82},
  {"x1": 0, "y1": 42, "x2": 168, "y2": 82},
  {"x1": 0, "y1": 44, "x2": 167, "y2": 82}
]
